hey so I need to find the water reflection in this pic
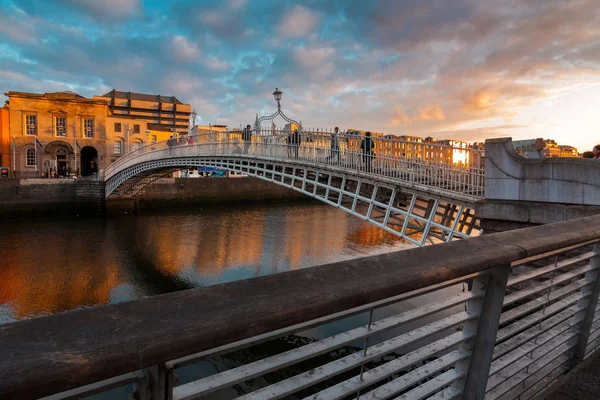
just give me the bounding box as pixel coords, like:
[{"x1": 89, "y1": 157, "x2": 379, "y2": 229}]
[{"x1": 0, "y1": 203, "x2": 412, "y2": 324}]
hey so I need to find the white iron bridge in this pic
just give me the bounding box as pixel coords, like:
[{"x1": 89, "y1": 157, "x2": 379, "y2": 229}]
[{"x1": 104, "y1": 129, "x2": 485, "y2": 247}]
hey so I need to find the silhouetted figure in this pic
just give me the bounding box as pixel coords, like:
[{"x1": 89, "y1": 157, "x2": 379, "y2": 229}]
[
  {"x1": 593, "y1": 145, "x2": 600, "y2": 159},
  {"x1": 327, "y1": 127, "x2": 341, "y2": 163},
  {"x1": 242, "y1": 125, "x2": 252, "y2": 154},
  {"x1": 360, "y1": 131, "x2": 375, "y2": 172},
  {"x1": 291, "y1": 129, "x2": 300, "y2": 159}
]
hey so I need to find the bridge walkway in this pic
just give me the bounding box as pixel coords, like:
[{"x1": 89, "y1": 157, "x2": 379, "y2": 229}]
[{"x1": 544, "y1": 352, "x2": 600, "y2": 400}]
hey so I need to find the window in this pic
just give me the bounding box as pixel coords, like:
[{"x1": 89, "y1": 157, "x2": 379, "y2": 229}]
[
  {"x1": 133, "y1": 124, "x2": 140, "y2": 134},
  {"x1": 25, "y1": 115, "x2": 37, "y2": 135},
  {"x1": 114, "y1": 122, "x2": 121, "y2": 132},
  {"x1": 84, "y1": 118, "x2": 94, "y2": 138},
  {"x1": 55, "y1": 117, "x2": 66, "y2": 136},
  {"x1": 114, "y1": 141, "x2": 122, "y2": 155},
  {"x1": 26, "y1": 148, "x2": 36, "y2": 167},
  {"x1": 151, "y1": 135, "x2": 157, "y2": 143},
  {"x1": 132, "y1": 141, "x2": 141, "y2": 151}
]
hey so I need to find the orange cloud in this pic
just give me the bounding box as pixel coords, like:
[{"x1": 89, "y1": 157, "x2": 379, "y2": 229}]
[
  {"x1": 386, "y1": 104, "x2": 445, "y2": 126},
  {"x1": 414, "y1": 104, "x2": 445, "y2": 121}
]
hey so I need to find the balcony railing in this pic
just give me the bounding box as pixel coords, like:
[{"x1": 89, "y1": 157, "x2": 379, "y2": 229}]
[{"x1": 1, "y1": 216, "x2": 600, "y2": 399}]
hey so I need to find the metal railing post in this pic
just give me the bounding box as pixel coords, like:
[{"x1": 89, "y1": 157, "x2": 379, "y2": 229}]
[
  {"x1": 135, "y1": 364, "x2": 168, "y2": 400},
  {"x1": 458, "y1": 266, "x2": 509, "y2": 400},
  {"x1": 572, "y1": 243, "x2": 600, "y2": 363}
]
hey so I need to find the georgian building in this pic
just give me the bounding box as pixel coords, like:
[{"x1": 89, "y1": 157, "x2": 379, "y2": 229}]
[
  {"x1": 4, "y1": 90, "x2": 191, "y2": 178},
  {"x1": 5, "y1": 91, "x2": 108, "y2": 178}
]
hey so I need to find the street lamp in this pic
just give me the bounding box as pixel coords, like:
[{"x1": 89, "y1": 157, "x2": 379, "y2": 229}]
[
  {"x1": 254, "y1": 88, "x2": 300, "y2": 133},
  {"x1": 191, "y1": 109, "x2": 197, "y2": 128},
  {"x1": 273, "y1": 88, "x2": 283, "y2": 109}
]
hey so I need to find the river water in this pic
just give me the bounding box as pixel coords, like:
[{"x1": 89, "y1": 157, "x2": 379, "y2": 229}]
[
  {"x1": 1, "y1": 202, "x2": 470, "y2": 398},
  {"x1": 0, "y1": 202, "x2": 414, "y2": 324}
]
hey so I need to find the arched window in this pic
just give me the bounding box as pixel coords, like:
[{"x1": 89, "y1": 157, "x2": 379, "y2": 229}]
[{"x1": 26, "y1": 148, "x2": 36, "y2": 167}]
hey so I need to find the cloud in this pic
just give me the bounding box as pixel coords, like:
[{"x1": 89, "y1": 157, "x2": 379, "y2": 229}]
[
  {"x1": 171, "y1": 36, "x2": 199, "y2": 63},
  {"x1": 415, "y1": 104, "x2": 445, "y2": 121},
  {"x1": 57, "y1": 0, "x2": 141, "y2": 21},
  {"x1": 204, "y1": 56, "x2": 230, "y2": 71},
  {"x1": 0, "y1": 12, "x2": 36, "y2": 42},
  {"x1": 278, "y1": 5, "x2": 320, "y2": 38}
]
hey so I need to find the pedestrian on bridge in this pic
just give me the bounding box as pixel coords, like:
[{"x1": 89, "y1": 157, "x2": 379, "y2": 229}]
[
  {"x1": 327, "y1": 127, "x2": 341, "y2": 163},
  {"x1": 242, "y1": 125, "x2": 252, "y2": 154},
  {"x1": 291, "y1": 129, "x2": 300, "y2": 159},
  {"x1": 360, "y1": 131, "x2": 375, "y2": 172}
]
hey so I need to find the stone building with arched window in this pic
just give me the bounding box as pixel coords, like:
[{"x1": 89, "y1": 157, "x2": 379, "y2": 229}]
[{"x1": 3, "y1": 90, "x2": 191, "y2": 178}]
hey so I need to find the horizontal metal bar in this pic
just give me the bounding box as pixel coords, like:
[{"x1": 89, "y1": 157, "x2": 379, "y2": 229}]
[
  {"x1": 40, "y1": 370, "x2": 144, "y2": 400},
  {"x1": 502, "y1": 264, "x2": 595, "y2": 307},
  {"x1": 305, "y1": 332, "x2": 471, "y2": 400},
  {"x1": 172, "y1": 293, "x2": 477, "y2": 399},
  {"x1": 490, "y1": 316, "x2": 581, "y2": 376},
  {"x1": 229, "y1": 312, "x2": 474, "y2": 400},
  {"x1": 485, "y1": 345, "x2": 574, "y2": 400},
  {"x1": 362, "y1": 369, "x2": 464, "y2": 400},
  {"x1": 424, "y1": 386, "x2": 461, "y2": 400},
  {"x1": 494, "y1": 354, "x2": 571, "y2": 400},
  {"x1": 507, "y1": 252, "x2": 594, "y2": 288},
  {"x1": 353, "y1": 351, "x2": 467, "y2": 400},
  {"x1": 497, "y1": 297, "x2": 588, "y2": 343},
  {"x1": 167, "y1": 274, "x2": 478, "y2": 369},
  {"x1": 499, "y1": 279, "x2": 590, "y2": 326},
  {"x1": 493, "y1": 302, "x2": 585, "y2": 362},
  {"x1": 486, "y1": 331, "x2": 578, "y2": 393}
]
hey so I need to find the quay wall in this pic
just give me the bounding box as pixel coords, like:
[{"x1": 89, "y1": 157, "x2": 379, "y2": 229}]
[
  {"x1": 133, "y1": 177, "x2": 306, "y2": 208},
  {"x1": 0, "y1": 177, "x2": 310, "y2": 219}
]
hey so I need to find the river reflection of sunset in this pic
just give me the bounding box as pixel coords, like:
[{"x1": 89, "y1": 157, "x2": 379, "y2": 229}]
[{"x1": 0, "y1": 202, "x2": 413, "y2": 324}]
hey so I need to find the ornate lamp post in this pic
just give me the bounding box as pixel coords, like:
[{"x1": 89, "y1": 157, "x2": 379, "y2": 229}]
[
  {"x1": 254, "y1": 88, "x2": 301, "y2": 134},
  {"x1": 191, "y1": 109, "x2": 197, "y2": 129}
]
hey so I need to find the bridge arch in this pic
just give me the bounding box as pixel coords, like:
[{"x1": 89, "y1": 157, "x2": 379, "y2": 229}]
[{"x1": 105, "y1": 152, "x2": 479, "y2": 246}]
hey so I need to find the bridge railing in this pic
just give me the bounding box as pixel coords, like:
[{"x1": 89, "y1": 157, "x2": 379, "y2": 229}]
[
  {"x1": 2, "y1": 216, "x2": 600, "y2": 399},
  {"x1": 104, "y1": 129, "x2": 485, "y2": 199}
]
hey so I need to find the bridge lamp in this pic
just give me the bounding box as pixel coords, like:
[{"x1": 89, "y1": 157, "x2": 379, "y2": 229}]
[
  {"x1": 273, "y1": 88, "x2": 283, "y2": 109},
  {"x1": 191, "y1": 109, "x2": 197, "y2": 128}
]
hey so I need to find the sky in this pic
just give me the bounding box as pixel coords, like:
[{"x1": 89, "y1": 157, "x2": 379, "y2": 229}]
[{"x1": 1, "y1": 0, "x2": 599, "y2": 151}]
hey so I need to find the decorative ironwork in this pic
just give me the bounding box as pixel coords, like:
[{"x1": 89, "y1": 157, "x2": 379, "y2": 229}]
[{"x1": 254, "y1": 88, "x2": 302, "y2": 133}]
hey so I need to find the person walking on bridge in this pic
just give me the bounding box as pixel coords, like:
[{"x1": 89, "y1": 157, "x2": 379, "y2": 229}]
[
  {"x1": 360, "y1": 131, "x2": 375, "y2": 172},
  {"x1": 291, "y1": 129, "x2": 300, "y2": 159},
  {"x1": 327, "y1": 127, "x2": 341, "y2": 163},
  {"x1": 242, "y1": 125, "x2": 252, "y2": 154}
]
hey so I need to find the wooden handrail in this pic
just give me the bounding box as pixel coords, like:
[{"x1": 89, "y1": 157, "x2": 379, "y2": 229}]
[{"x1": 1, "y1": 215, "x2": 600, "y2": 398}]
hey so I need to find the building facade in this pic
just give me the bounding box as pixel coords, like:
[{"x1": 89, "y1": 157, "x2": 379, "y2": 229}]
[
  {"x1": 4, "y1": 90, "x2": 192, "y2": 178},
  {"x1": 5, "y1": 91, "x2": 108, "y2": 178},
  {"x1": 94, "y1": 90, "x2": 191, "y2": 166},
  {"x1": 0, "y1": 106, "x2": 9, "y2": 170}
]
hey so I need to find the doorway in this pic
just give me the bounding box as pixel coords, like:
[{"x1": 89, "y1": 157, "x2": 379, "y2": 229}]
[{"x1": 80, "y1": 146, "x2": 98, "y2": 177}]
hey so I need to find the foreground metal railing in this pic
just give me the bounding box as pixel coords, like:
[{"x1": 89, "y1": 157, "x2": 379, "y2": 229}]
[
  {"x1": 104, "y1": 129, "x2": 485, "y2": 200},
  {"x1": 2, "y1": 216, "x2": 600, "y2": 399}
]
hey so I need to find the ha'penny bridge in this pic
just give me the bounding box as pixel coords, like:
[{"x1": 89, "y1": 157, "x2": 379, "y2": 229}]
[
  {"x1": 103, "y1": 129, "x2": 485, "y2": 246},
  {"x1": 2, "y1": 133, "x2": 600, "y2": 400}
]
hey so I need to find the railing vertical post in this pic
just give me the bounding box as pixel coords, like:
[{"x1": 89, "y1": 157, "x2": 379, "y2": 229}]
[
  {"x1": 135, "y1": 364, "x2": 168, "y2": 400},
  {"x1": 457, "y1": 265, "x2": 509, "y2": 400},
  {"x1": 573, "y1": 243, "x2": 600, "y2": 363}
]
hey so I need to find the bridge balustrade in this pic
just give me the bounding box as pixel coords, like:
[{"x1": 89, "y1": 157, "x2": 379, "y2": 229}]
[
  {"x1": 2, "y1": 216, "x2": 600, "y2": 399},
  {"x1": 104, "y1": 129, "x2": 485, "y2": 201}
]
